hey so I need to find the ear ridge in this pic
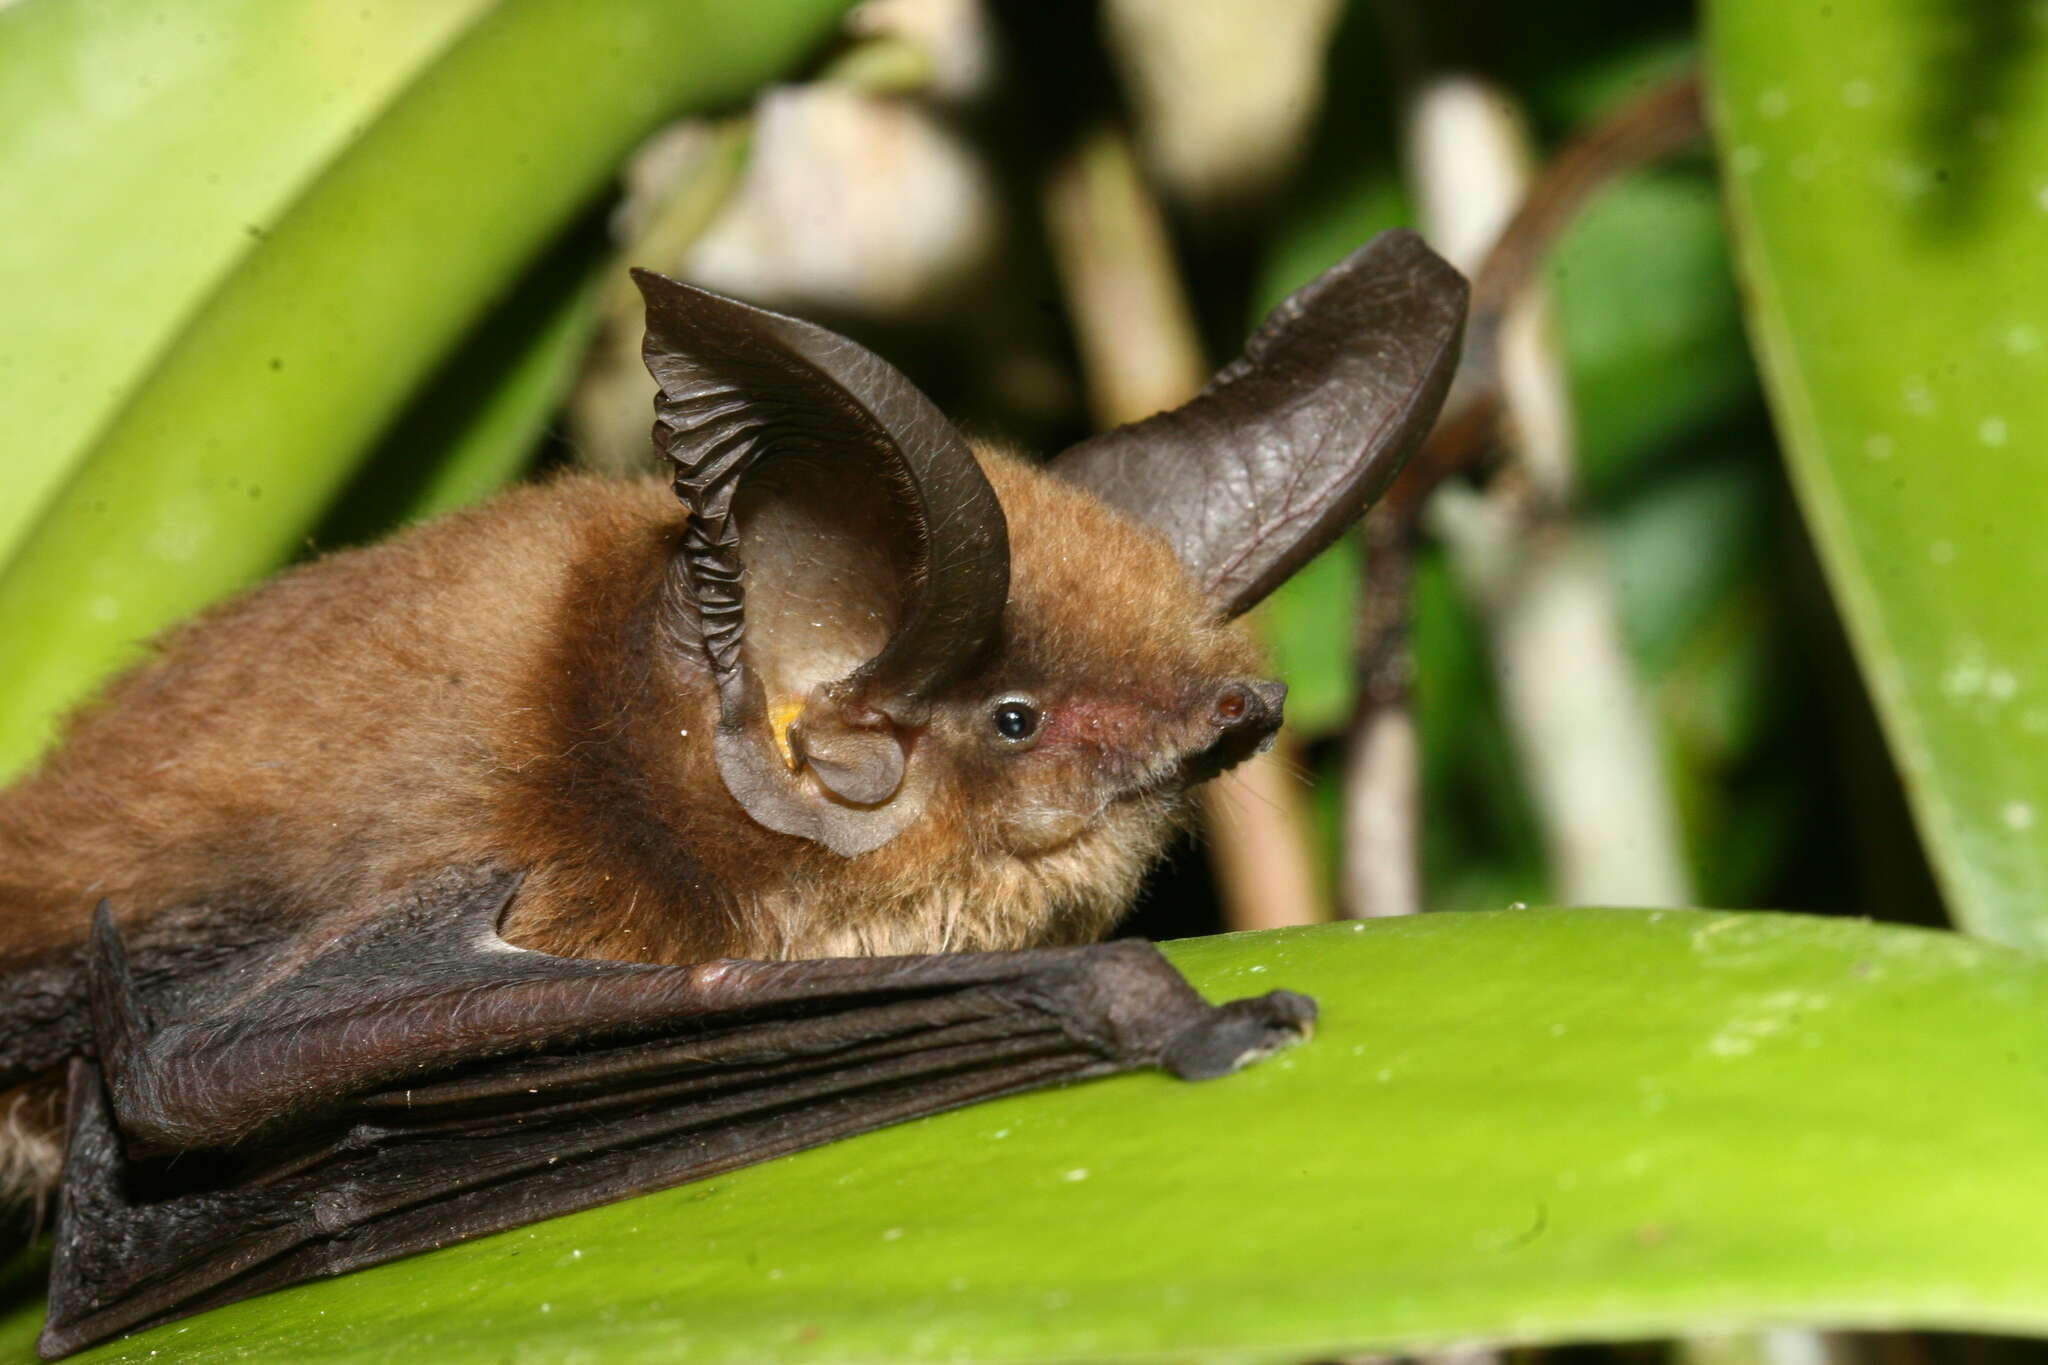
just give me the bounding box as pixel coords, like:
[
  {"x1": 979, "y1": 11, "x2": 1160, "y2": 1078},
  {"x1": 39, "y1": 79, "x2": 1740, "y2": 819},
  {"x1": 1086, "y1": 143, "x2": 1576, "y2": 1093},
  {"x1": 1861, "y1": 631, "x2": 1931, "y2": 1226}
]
[
  {"x1": 1048, "y1": 230, "x2": 1468, "y2": 618},
  {"x1": 632, "y1": 268, "x2": 1002, "y2": 856}
]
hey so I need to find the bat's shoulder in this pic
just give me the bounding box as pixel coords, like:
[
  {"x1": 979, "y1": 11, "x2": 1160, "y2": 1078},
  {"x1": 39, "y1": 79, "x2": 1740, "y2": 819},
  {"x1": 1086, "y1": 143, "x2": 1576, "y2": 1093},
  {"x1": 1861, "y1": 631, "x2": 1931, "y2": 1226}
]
[
  {"x1": 0, "y1": 472, "x2": 699, "y2": 942},
  {"x1": 139, "y1": 472, "x2": 679, "y2": 675},
  {"x1": 308, "y1": 470, "x2": 680, "y2": 596}
]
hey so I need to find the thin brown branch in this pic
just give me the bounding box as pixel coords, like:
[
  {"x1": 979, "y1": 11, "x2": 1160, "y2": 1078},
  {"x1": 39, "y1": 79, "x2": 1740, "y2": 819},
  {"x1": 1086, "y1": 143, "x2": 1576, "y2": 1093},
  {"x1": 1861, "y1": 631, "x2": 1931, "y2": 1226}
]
[
  {"x1": 1467, "y1": 69, "x2": 1705, "y2": 362},
  {"x1": 1339, "y1": 65, "x2": 1706, "y2": 919},
  {"x1": 1385, "y1": 67, "x2": 1707, "y2": 521}
]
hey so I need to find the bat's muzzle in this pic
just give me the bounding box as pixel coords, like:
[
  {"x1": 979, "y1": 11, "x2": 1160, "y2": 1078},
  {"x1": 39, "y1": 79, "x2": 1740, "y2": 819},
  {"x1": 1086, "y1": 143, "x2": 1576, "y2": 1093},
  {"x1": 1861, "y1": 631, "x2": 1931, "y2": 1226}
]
[{"x1": 1175, "y1": 678, "x2": 1286, "y2": 786}]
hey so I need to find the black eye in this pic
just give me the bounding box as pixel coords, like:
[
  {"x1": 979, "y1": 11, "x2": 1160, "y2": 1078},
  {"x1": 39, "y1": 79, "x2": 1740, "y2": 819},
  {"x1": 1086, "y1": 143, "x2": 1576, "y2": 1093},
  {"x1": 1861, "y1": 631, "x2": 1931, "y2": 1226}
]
[{"x1": 991, "y1": 699, "x2": 1040, "y2": 742}]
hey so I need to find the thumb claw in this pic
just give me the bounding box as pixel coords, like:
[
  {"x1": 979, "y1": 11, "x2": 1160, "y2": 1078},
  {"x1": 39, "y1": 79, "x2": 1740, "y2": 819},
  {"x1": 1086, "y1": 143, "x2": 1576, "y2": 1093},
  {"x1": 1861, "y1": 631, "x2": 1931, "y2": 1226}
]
[{"x1": 1162, "y1": 989, "x2": 1318, "y2": 1080}]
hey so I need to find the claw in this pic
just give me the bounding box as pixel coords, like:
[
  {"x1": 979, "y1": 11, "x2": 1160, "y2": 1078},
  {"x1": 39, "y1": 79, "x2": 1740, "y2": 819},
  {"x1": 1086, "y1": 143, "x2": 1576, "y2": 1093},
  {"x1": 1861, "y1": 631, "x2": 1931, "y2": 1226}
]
[{"x1": 1160, "y1": 989, "x2": 1319, "y2": 1080}]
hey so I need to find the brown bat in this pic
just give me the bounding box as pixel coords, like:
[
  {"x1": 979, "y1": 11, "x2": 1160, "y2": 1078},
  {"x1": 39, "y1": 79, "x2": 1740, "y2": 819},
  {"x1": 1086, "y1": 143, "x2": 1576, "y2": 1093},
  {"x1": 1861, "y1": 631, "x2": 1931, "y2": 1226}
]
[{"x1": 0, "y1": 230, "x2": 1465, "y2": 1358}]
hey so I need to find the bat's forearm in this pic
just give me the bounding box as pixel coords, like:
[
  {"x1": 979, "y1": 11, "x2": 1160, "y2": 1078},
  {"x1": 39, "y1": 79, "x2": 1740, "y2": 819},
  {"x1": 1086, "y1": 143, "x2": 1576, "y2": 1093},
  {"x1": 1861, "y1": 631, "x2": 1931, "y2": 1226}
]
[
  {"x1": 84, "y1": 868, "x2": 1300, "y2": 1155},
  {"x1": 42, "y1": 868, "x2": 1311, "y2": 1358}
]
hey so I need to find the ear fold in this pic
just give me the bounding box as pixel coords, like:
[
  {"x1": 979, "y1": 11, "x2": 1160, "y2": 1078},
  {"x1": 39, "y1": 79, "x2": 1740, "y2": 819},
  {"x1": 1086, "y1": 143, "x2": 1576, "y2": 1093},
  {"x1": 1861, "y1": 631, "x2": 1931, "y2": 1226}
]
[
  {"x1": 789, "y1": 717, "x2": 907, "y2": 806},
  {"x1": 723, "y1": 452, "x2": 914, "y2": 809},
  {"x1": 633, "y1": 269, "x2": 1010, "y2": 856},
  {"x1": 1049, "y1": 230, "x2": 1468, "y2": 617}
]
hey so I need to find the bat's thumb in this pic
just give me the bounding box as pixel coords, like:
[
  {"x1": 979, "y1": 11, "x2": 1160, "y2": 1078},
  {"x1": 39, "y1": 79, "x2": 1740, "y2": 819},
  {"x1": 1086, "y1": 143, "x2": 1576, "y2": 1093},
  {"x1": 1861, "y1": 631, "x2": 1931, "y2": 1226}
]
[{"x1": 1160, "y1": 990, "x2": 1317, "y2": 1080}]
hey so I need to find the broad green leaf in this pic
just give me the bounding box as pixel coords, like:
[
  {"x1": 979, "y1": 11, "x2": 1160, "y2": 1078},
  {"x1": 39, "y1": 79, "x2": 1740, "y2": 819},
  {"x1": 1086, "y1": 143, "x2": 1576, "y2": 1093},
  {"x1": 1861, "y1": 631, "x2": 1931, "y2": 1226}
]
[
  {"x1": 312, "y1": 230, "x2": 611, "y2": 546},
  {"x1": 386, "y1": 276, "x2": 601, "y2": 527},
  {"x1": 10, "y1": 909, "x2": 2048, "y2": 1363},
  {"x1": 0, "y1": 0, "x2": 850, "y2": 781},
  {"x1": 0, "y1": 0, "x2": 494, "y2": 567},
  {"x1": 1710, "y1": 2, "x2": 2048, "y2": 946}
]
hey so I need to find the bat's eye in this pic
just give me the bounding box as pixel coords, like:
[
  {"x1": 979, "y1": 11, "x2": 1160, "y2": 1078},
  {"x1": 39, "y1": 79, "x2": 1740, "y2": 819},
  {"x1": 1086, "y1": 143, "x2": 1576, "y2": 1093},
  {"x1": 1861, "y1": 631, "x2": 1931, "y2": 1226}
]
[{"x1": 991, "y1": 698, "x2": 1041, "y2": 743}]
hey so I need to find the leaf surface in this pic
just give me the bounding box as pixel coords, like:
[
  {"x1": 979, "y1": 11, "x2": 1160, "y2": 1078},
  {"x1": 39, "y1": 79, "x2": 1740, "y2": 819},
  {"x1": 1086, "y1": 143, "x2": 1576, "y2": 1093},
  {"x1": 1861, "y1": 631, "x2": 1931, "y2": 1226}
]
[
  {"x1": 0, "y1": 0, "x2": 493, "y2": 564},
  {"x1": 1710, "y1": 0, "x2": 2048, "y2": 946}
]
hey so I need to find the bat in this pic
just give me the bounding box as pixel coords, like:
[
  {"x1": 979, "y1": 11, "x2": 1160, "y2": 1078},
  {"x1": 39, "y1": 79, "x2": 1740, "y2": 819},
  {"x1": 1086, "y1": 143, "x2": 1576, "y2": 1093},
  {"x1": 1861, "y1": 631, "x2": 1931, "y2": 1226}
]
[{"x1": 0, "y1": 229, "x2": 1466, "y2": 1358}]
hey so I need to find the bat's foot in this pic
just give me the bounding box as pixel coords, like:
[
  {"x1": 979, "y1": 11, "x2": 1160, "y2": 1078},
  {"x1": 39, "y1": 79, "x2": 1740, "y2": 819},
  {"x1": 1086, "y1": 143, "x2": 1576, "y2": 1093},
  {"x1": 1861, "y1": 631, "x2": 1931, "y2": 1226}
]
[{"x1": 1160, "y1": 989, "x2": 1316, "y2": 1080}]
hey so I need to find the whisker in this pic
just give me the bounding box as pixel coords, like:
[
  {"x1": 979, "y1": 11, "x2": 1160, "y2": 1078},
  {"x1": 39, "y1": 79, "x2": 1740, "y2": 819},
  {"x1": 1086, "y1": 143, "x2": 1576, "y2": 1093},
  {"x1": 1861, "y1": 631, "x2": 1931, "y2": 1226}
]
[
  {"x1": 1275, "y1": 754, "x2": 1319, "y2": 788},
  {"x1": 1208, "y1": 772, "x2": 1295, "y2": 823}
]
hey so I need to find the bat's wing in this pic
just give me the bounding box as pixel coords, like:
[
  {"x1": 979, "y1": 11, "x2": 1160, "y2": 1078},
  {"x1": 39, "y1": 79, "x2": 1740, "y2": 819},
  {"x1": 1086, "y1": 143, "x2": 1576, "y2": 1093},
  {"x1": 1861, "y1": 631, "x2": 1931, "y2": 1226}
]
[{"x1": 39, "y1": 867, "x2": 1312, "y2": 1358}]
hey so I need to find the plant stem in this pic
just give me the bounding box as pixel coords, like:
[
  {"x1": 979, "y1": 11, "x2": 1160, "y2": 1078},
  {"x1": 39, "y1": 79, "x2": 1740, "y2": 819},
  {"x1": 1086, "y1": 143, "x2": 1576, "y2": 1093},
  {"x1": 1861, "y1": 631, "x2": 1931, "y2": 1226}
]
[
  {"x1": 1405, "y1": 73, "x2": 1694, "y2": 907},
  {"x1": 1341, "y1": 517, "x2": 1423, "y2": 918}
]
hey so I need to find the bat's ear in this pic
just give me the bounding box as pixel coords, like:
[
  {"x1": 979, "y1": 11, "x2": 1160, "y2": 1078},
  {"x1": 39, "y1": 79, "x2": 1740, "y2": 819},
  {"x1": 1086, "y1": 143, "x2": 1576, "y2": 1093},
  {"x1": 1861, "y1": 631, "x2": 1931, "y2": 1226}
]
[
  {"x1": 633, "y1": 268, "x2": 1010, "y2": 857},
  {"x1": 1049, "y1": 230, "x2": 1468, "y2": 618}
]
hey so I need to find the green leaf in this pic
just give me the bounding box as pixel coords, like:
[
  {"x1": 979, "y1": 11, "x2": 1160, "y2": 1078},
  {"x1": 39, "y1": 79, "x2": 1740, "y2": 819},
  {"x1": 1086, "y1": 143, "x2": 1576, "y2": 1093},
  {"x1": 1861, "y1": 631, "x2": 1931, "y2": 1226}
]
[
  {"x1": 0, "y1": 0, "x2": 850, "y2": 782},
  {"x1": 1710, "y1": 1, "x2": 2048, "y2": 947},
  {"x1": 311, "y1": 224, "x2": 612, "y2": 547},
  {"x1": 0, "y1": 0, "x2": 496, "y2": 568},
  {"x1": 12, "y1": 910, "x2": 2048, "y2": 1363},
  {"x1": 379, "y1": 273, "x2": 601, "y2": 527}
]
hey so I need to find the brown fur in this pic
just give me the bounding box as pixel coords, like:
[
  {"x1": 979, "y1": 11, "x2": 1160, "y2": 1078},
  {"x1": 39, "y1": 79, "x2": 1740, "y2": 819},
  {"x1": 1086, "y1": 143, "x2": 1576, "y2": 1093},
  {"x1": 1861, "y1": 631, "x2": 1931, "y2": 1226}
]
[{"x1": 0, "y1": 451, "x2": 1265, "y2": 1201}]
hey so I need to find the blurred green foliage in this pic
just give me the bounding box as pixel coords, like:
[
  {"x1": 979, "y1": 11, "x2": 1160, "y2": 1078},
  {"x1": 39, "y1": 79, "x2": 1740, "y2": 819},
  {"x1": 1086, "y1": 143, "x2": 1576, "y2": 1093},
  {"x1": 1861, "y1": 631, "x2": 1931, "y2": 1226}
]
[
  {"x1": 1714, "y1": 0, "x2": 2048, "y2": 948},
  {"x1": 0, "y1": 0, "x2": 850, "y2": 779},
  {"x1": 1253, "y1": 2, "x2": 1816, "y2": 916}
]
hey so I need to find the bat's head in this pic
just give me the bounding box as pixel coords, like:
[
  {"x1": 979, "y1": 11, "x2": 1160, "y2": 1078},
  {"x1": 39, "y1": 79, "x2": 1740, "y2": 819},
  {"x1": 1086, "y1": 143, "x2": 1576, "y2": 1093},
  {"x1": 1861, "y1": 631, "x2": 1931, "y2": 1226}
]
[
  {"x1": 632, "y1": 233, "x2": 1465, "y2": 946},
  {"x1": 935, "y1": 452, "x2": 1281, "y2": 862},
  {"x1": 877, "y1": 450, "x2": 1280, "y2": 943}
]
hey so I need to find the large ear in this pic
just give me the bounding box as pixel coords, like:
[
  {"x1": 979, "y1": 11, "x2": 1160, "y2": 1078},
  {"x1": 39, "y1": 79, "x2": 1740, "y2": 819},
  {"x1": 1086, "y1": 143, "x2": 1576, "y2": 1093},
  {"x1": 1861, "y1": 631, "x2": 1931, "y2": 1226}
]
[
  {"x1": 1049, "y1": 230, "x2": 1467, "y2": 618},
  {"x1": 633, "y1": 269, "x2": 1010, "y2": 856}
]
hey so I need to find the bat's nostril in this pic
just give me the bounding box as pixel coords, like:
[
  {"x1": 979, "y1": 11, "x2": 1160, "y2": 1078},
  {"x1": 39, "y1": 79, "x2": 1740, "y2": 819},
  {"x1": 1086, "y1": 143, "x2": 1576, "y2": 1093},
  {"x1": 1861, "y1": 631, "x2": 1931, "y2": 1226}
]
[
  {"x1": 1213, "y1": 679, "x2": 1286, "y2": 731},
  {"x1": 1179, "y1": 681, "x2": 1286, "y2": 787}
]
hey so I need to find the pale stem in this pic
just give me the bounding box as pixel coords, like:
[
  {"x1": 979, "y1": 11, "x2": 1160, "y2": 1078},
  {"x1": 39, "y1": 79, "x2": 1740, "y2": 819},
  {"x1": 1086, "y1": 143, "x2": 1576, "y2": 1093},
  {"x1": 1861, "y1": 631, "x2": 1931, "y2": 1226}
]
[
  {"x1": 1407, "y1": 74, "x2": 1694, "y2": 908},
  {"x1": 1340, "y1": 515, "x2": 1422, "y2": 920},
  {"x1": 1341, "y1": 705, "x2": 1423, "y2": 918}
]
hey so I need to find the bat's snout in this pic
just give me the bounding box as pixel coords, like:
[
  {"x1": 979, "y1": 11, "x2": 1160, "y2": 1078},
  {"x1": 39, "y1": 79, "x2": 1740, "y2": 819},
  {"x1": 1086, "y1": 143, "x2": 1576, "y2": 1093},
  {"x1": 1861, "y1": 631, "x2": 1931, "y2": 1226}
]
[{"x1": 1176, "y1": 678, "x2": 1286, "y2": 786}]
